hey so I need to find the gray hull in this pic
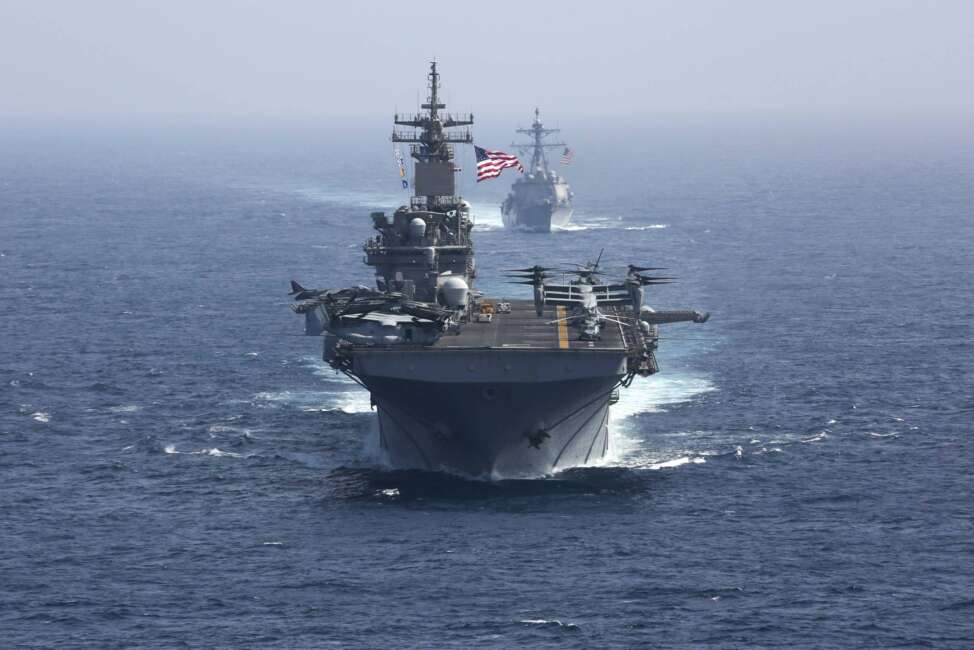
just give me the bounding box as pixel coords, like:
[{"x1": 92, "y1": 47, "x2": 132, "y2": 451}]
[
  {"x1": 345, "y1": 345, "x2": 628, "y2": 478},
  {"x1": 363, "y1": 375, "x2": 616, "y2": 478},
  {"x1": 502, "y1": 203, "x2": 573, "y2": 232}
]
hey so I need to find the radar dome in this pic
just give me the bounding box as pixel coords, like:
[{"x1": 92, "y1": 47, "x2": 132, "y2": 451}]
[
  {"x1": 409, "y1": 218, "x2": 427, "y2": 242},
  {"x1": 439, "y1": 276, "x2": 469, "y2": 309}
]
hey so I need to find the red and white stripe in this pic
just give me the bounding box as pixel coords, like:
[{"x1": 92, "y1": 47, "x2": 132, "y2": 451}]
[{"x1": 477, "y1": 150, "x2": 523, "y2": 182}]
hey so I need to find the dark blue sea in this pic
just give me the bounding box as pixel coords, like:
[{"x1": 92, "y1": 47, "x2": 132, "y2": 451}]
[{"x1": 2, "y1": 117, "x2": 973, "y2": 648}]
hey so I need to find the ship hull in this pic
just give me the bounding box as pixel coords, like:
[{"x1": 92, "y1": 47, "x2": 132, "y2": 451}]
[
  {"x1": 344, "y1": 347, "x2": 628, "y2": 478},
  {"x1": 502, "y1": 203, "x2": 573, "y2": 232},
  {"x1": 363, "y1": 375, "x2": 616, "y2": 478}
]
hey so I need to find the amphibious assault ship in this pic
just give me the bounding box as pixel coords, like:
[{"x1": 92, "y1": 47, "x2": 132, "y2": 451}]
[
  {"x1": 501, "y1": 108, "x2": 573, "y2": 232},
  {"x1": 290, "y1": 63, "x2": 709, "y2": 478}
]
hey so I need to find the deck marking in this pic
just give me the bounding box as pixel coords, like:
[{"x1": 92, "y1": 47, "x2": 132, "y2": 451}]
[{"x1": 556, "y1": 306, "x2": 570, "y2": 349}]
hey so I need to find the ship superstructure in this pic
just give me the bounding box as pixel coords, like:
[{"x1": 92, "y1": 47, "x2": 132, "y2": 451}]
[
  {"x1": 501, "y1": 108, "x2": 573, "y2": 232},
  {"x1": 365, "y1": 61, "x2": 475, "y2": 301},
  {"x1": 290, "y1": 65, "x2": 709, "y2": 478}
]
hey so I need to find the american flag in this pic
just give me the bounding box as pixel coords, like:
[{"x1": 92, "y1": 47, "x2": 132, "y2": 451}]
[
  {"x1": 560, "y1": 146, "x2": 575, "y2": 165},
  {"x1": 475, "y1": 146, "x2": 523, "y2": 182}
]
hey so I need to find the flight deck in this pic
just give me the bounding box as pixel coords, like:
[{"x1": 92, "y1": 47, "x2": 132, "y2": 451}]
[{"x1": 434, "y1": 299, "x2": 629, "y2": 351}]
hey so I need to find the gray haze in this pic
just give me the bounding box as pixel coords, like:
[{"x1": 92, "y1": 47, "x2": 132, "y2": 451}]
[{"x1": 2, "y1": 0, "x2": 972, "y2": 119}]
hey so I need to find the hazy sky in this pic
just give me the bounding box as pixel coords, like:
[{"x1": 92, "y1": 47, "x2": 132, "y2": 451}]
[{"x1": 2, "y1": 0, "x2": 972, "y2": 119}]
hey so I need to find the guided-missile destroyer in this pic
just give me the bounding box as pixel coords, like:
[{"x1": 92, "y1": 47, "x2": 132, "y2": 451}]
[
  {"x1": 290, "y1": 63, "x2": 709, "y2": 478},
  {"x1": 501, "y1": 108, "x2": 573, "y2": 232}
]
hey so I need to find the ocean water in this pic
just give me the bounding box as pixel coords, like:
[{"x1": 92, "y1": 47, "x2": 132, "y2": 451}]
[{"x1": 1, "y1": 118, "x2": 973, "y2": 648}]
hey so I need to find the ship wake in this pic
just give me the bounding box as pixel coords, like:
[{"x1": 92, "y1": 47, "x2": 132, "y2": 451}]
[
  {"x1": 253, "y1": 356, "x2": 372, "y2": 414},
  {"x1": 598, "y1": 372, "x2": 717, "y2": 470}
]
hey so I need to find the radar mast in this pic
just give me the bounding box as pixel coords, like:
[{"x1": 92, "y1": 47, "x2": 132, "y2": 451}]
[
  {"x1": 392, "y1": 61, "x2": 474, "y2": 210},
  {"x1": 513, "y1": 108, "x2": 566, "y2": 177}
]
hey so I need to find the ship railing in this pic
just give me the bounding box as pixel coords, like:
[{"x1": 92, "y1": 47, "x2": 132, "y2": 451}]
[
  {"x1": 409, "y1": 143, "x2": 456, "y2": 159},
  {"x1": 442, "y1": 113, "x2": 474, "y2": 125},
  {"x1": 393, "y1": 130, "x2": 472, "y2": 146},
  {"x1": 394, "y1": 111, "x2": 473, "y2": 125},
  {"x1": 392, "y1": 129, "x2": 422, "y2": 143}
]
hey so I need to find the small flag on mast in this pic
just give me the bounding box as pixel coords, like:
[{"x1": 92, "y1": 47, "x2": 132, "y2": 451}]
[
  {"x1": 394, "y1": 147, "x2": 408, "y2": 189},
  {"x1": 560, "y1": 147, "x2": 575, "y2": 165},
  {"x1": 475, "y1": 146, "x2": 523, "y2": 182}
]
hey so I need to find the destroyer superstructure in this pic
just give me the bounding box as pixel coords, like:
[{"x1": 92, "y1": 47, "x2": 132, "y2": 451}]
[
  {"x1": 290, "y1": 64, "x2": 709, "y2": 478},
  {"x1": 501, "y1": 108, "x2": 573, "y2": 232}
]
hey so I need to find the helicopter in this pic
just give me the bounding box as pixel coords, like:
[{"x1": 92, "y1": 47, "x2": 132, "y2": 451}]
[{"x1": 503, "y1": 252, "x2": 707, "y2": 340}]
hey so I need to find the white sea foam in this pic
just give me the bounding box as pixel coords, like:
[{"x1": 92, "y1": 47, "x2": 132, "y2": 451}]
[
  {"x1": 31, "y1": 411, "x2": 50, "y2": 423},
  {"x1": 252, "y1": 356, "x2": 372, "y2": 414},
  {"x1": 753, "y1": 446, "x2": 783, "y2": 455},
  {"x1": 303, "y1": 394, "x2": 373, "y2": 414},
  {"x1": 649, "y1": 456, "x2": 706, "y2": 469},
  {"x1": 108, "y1": 404, "x2": 141, "y2": 413},
  {"x1": 552, "y1": 220, "x2": 622, "y2": 232},
  {"x1": 205, "y1": 448, "x2": 242, "y2": 458},
  {"x1": 612, "y1": 374, "x2": 716, "y2": 421},
  {"x1": 469, "y1": 202, "x2": 504, "y2": 231},
  {"x1": 253, "y1": 389, "x2": 371, "y2": 413},
  {"x1": 206, "y1": 424, "x2": 255, "y2": 437},
  {"x1": 466, "y1": 202, "x2": 666, "y2": 233},
  {"x1": 550, "y1": 221, "x2": 667, "y2": 232},
  {"x1": 164, "y1": 445, "x2": 244, "y2": 458},
  {"x1": 597, "y1": 373, "x2": 717, "y2": 470},
  {"x1": 519, "y1": 619, "x2": 579, "y2": 629}
]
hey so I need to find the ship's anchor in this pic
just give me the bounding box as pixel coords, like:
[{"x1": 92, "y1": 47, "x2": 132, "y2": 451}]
[{"x1": 525, "y1": 428, "x2": 551, "y2": 449}]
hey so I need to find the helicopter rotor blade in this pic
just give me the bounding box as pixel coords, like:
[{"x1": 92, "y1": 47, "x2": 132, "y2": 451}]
[
  {"x1": 633, "y1": 274, "x2": 678, "y2": 284},
  {"x1": 628, "y1": 265, "x2": 668, "y2": 272}
]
